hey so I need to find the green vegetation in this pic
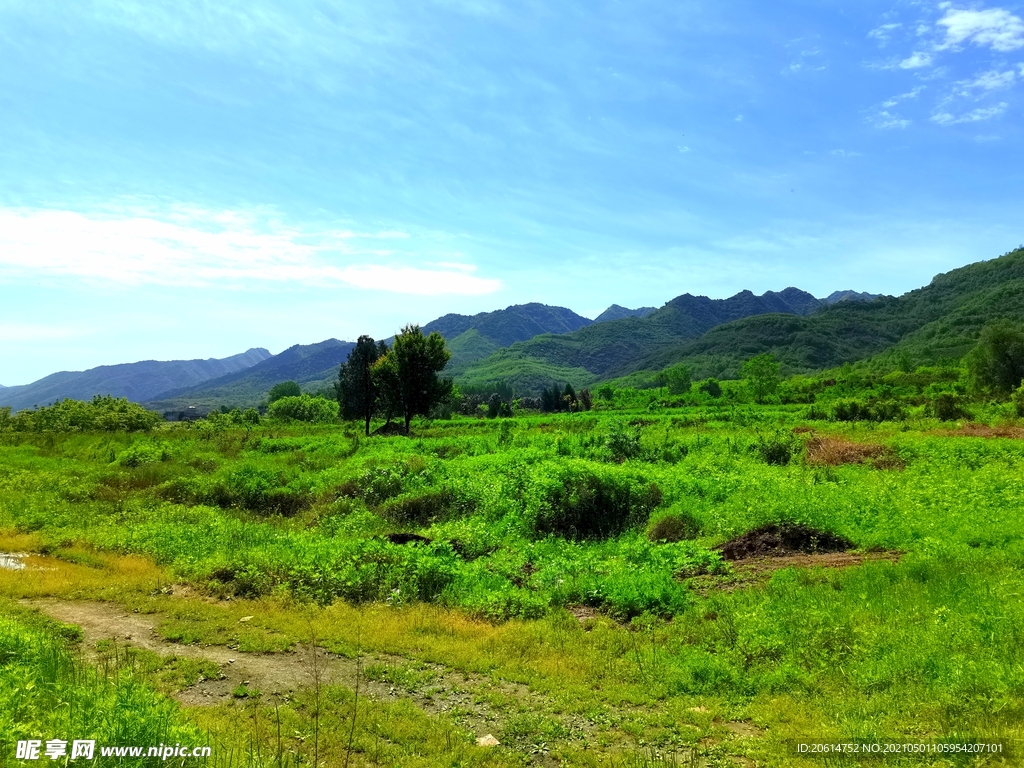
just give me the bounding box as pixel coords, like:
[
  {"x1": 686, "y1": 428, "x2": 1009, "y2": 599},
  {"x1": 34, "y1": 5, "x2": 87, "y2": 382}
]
[
  {"x1": 2, "y1": 357, "x2": 1024, "y2": 765},
  {"x1": 268, "y1": 380, "x2": 302, "y2": 403}
]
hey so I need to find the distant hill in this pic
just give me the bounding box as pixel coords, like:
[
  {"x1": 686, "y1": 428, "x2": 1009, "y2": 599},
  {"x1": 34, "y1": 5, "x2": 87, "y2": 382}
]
[
  {"x1": 456, "y1": 288, "x2": 823, "y2": 392},
  {"x1": 147, "y1": 303, "x2": 596, "y2": 410},
  {"x1": 145, "y1": 339, "x2": 357, "y2": 412},
  {"x1": 624, "y1": 247, "x2": 1024, "y2": 380},
  {"x1": 1, "y1": 349, "x2": 271, "y2": 412},
  {"x1": 822, "y1": 290, "x2": 882, "y2": 305},
  {"x1": 422, "y1": 303, "x2": 592, "y2": 370},
  {"x1": 595, "y1": 305, "x2": 657, "y2": 323}
]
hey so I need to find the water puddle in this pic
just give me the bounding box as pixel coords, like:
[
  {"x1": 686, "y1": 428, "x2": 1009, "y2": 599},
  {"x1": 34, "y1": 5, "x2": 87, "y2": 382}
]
[{"x1": 0, "y1": 553, "x2": 28, "y2": 570}]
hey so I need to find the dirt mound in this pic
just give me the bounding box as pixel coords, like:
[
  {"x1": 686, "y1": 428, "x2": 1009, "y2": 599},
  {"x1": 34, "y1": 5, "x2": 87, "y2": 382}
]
[
  {"x1": 716, "y1": 524, "x2": 855, "y2": 561},
  {"x1": 804, "y1": 437, "x2": 902, "y2": 469}
]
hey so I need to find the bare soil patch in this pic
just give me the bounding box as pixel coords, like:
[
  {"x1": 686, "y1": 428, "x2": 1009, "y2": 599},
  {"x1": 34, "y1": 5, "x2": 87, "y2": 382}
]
[
  {"x1": 804, "y1": 436, "x2": 902, "y2": 469},
  {"x1": 716, "y1": 524, "x2": 855, "y2": 561}
]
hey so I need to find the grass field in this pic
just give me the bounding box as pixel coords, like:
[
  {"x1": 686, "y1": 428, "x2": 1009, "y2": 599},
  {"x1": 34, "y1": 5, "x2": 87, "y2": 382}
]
[{"x1": 1, "y1": 400, "x2": 1021, "y2": 766}]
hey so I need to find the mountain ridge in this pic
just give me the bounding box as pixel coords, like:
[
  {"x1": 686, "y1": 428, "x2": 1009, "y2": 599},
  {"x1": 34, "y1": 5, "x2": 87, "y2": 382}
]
[{"x1": 1, "y1": 349, "x2": 272, "y2": 412}]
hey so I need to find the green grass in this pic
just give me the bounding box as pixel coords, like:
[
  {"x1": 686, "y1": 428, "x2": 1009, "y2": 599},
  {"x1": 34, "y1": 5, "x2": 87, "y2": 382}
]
[{"x1": 2, "y1": 404, "x2": 1024, "y2": 765}]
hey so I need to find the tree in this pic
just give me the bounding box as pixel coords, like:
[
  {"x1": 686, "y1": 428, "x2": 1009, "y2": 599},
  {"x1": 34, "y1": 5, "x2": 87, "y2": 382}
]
[
  {"x1": 658, "y1": 363, "x2": 692, "y2": 395},
  {"x1": 268, "y1": 381, "x2": 301, "y2": 404},
  {"x1": 382, "y1": 325, "x2": 452, "y2": 434},
  {"x1": 742, "y1": 353, "x2": 781, "y2": 404},
  {"x1": 698, "y1": 378, "x2": 723, "y2": 398},
  {"x1": 966, "y1": 321, "x2": 1024, "y2": 397},
  {"x1": 338, "y1": 336, "x2": 388, "y2": 436},
  {"x1": 268, "y1": 394, "x2": 337, "y2": 423}
]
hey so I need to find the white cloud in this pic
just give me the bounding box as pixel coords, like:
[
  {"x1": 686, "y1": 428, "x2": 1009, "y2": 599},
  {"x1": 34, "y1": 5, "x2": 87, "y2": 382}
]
[
  {"x1": 900, "y1": 51, "x2": 934, "y2": 68},
  {"x1": 869, "y1": 23, "x2": 902, "y2": 44},
  {"x1": 0, "y1": 205, "x2": 502, "y2": 296},
  {"x1": 830, "y1": 149, "x2": 862, "y2": 157},
  {"x1": 956, "y1": 68, "x2": 1016, "y2": 94},
  {"x1": 931, "y1": 101, "x2": 1009, "y2": 124},
  {"x1": 874, "y1": 111, "x2": 912, "y2": 129},
  {"x1": 938, "y1": 7, "x2": 1024, "y2": 52}
]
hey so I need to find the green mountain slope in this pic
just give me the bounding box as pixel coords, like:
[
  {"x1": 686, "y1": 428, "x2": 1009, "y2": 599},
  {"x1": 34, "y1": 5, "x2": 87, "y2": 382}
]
[
  {"x1": 145, "y1": 340, "x2": 356, "y2": 412},
  {"x1": 457, "y1": 287, "x2": 823, "y2": 391},
  {"x1": 625, "y1": 247, "x2": 1024, "y2": 380},
  {"x1": 1, "y1": 349, "x2": 272, "y2": 412}
]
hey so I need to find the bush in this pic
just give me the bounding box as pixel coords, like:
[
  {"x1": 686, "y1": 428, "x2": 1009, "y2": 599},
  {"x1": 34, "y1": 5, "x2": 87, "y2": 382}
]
[
  {"x1": 605, "y1": 421, "x2": 642, "y2": 462},
  {"x1": 379, "y1": 487, "x2": 476, "y2": 526},
  {"x1": 647, "y1": 510, "x2": 702, "y2": 542},
  {"x1": 532, "y1": 462, "x2": 662, "y2": 540},
  {"x1": 752, "y1": 430, "x2": 801, "y2": 466},
  {"x1": 928, "y1": 393, "x2": 972, "y2": 421},
  {"x1": 268, "y1": 395, "x2": 337, "y2": 423}
]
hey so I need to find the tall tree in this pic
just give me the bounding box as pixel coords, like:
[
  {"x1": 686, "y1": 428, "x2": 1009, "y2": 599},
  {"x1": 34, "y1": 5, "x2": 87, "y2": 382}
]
[
  {"x1": 741, "y1": 353, "x2": 781, "y2": 404},
  {"x1": 967, "y1": 321, "x2": 1024, "y2": 397},
  {"x1": 337, "y1": 336, "x2": 387, "y2": 435},
  {"x1": 268, "y1": 380, "x2": 301, "y2": 403},
  {"x1": 387, "y1": 325, "x2": 453, "y2": 434}
]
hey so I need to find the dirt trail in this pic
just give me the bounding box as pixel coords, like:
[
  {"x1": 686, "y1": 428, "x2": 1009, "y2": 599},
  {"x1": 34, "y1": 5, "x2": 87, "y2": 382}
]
[{"x1": 24, "y1": 599, "x2": 578, "y2": 757}]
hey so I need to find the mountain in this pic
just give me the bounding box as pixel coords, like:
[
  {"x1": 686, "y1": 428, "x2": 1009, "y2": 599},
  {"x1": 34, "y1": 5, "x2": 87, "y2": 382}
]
[
  {"x1": 822, "y1": 290, "x2": 882, "y2": 305},
  {"x1": 1, "y1": 349, "x2": 272, "y2": 412},
  {"x1": 595, "y1": 305, "x2": 657, "y2": 322},
  {"x1": 456, "y1": 288, "x2": 823, "y2": 391},
  {"x1": 623, "y1": 247, "x2": 1024, "y2": 380},
  {"x1": 423, "y1": 303, "x2": 592, "y2": 369},
  {"x1": 145, "y1": 339, "x2": 357, "y2": 411}
]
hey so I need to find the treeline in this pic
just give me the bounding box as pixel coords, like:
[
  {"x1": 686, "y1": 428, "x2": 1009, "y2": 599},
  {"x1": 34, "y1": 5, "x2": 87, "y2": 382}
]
[{"x1": 0, "y1": 395, "x2": 162, "y2": 433}]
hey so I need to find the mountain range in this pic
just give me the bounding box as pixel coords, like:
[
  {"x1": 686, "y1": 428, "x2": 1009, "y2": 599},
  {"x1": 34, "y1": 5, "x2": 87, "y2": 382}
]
[
  {"x1": 0, "y1": 349, "x2": 272, "y2": 413},
  {"x1": 0, "y1": 278, "x2": 915, "y2": 411}
]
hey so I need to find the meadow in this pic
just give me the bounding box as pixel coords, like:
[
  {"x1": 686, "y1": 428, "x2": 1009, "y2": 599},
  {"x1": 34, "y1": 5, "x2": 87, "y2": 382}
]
[{"x1": 0, "y1": 389, "x2": 1022, "y2": 767}]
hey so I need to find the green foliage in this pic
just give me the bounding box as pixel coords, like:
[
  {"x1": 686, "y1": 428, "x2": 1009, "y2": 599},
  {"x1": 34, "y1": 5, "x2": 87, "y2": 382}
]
[
  {"x1": 751, "y1": 429, "x2": 801, "y2": 465},
  {"x1": 604, "y1": 421, "x2": 643, "y2": 462},
  {"x1": 530, "y1": 461, "x2": 663, "y2": 540},
  {"x1": 267, "y1": 380, "x2": 302, "y2": 403},
  {"x1": 697, "y1": 378, "x2": 722, "y2": 398},
  {"x1": 376, "y1": 325, "x2": 453, "y2": 433},
  {"x1": 741, "y1": 353, "x2": 781, "y2": 404},
  {"x1": 966, "y1": 320, "x2": 1024, "y2": 397},
  {"x1": 657, "y1": 363, "x2": 692, "y2": 395},
  {"x1": 337, "y1": 335, "x2": 388, "y2": 435},
  {"x1": 267, "y1": 395, "x2": 337, "y2": 423},
  {"x1": 3, "y1": 396, "x2": 161, "y2": 433},
  {"x1": 0, "y1": 610, "x2": 206, "y2": 764},
  {"x1": 646, "y1": 508, "x2": 702, "y2": 542}
]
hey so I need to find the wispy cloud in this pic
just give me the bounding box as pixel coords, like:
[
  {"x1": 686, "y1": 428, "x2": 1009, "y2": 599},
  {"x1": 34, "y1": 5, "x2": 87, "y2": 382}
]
[
  {"x1": 955, "y1": 68, "x2": 1016, "y2": 94},
  {"x1": 937, "y1": 6, "x2": 1024, "y2": 52},
  {"x1": 869, "y1": 23, "x2": 903, "y2": 45},
  {"x1": 932, "y1": 101, "x2": 1009, "y2": 124},
  {"x1": 899, "y1": 51, "x2": 934, "y2": 69},
  {"x1": 0, "y1": 204, "x2": 502, "y2": 296}
]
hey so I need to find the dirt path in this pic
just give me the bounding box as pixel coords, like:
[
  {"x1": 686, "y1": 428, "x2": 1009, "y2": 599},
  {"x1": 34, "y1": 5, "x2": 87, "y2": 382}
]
[{"x1": 24, "y1": 598, "x2": 583, "y2": 760}]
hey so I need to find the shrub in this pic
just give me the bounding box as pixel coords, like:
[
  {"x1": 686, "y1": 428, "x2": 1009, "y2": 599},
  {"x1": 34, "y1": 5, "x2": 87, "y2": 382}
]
[
  {"x1": 1014, "y1": 383, "x2": 1024, "y2": 417},
  {"x1": 928, "y1": 393, "x2": 971, "y2": 421},
  {"x1": 532, "y1": 462, "x2": 662, "y2": 539},
  {"x1": 647, "y1": 510, "x2": 702, "y2": 542},
  {"x1": 379, "y1": 487, "x2": 476, "y2": 526},
  {"x1": 605, "y1": 421, "x2": 642, "y2": 462},
  {"x1": 752, "y1": 430, "x2": 801, "y2": 466},
  {"x1": 268, "y1": 395, "x2": 337, "y2": 423}
]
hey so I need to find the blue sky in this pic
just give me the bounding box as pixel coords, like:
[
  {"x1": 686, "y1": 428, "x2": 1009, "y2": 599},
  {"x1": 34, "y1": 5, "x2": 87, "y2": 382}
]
[{"x1": 2, "y1": 0, "x2": 1023, "y2": 384}]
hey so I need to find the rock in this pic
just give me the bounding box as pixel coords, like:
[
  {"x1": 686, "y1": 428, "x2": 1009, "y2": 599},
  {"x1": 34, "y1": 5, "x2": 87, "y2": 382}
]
[
  {"x1": 476, "y1": 735, "x2": 500, "y2": 747},
  {"x1": 239, "y1": 615, "x2": 254, "y2": 623}
]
